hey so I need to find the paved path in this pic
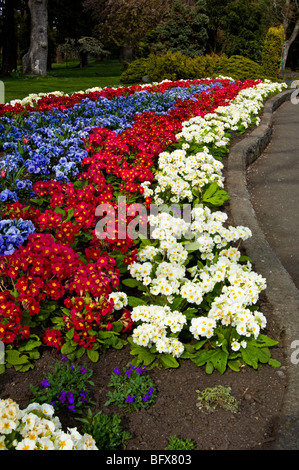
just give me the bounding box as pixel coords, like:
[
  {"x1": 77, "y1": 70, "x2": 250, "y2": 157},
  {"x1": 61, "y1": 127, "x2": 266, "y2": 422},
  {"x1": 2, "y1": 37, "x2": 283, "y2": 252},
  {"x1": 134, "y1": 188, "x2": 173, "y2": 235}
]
[{"x1": 247, "y1": 99, "x2": 299, "y2": 290}]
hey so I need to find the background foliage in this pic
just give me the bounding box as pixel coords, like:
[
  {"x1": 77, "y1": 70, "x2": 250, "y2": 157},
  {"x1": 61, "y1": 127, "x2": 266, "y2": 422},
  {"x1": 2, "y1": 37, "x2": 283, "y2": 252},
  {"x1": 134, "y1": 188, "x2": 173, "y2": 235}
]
[{"x1": 0, "y1": 0, "x2": 298, "y2": 78}]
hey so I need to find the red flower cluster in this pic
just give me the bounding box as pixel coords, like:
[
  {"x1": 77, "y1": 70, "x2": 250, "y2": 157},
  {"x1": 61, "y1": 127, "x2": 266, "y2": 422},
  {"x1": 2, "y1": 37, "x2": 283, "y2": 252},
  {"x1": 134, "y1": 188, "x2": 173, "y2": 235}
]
[
  {"x1": 0, "y1": 291, "x2": 29, "y2": 344},
  {"x1": 3, "y1": 201, "x2": 40, "y2": 223},
  {"x1": 0, "y1": 232, "x2": 121, "y2": 350},
  {"x1": 62, "y1": 295, "x2": 115, "y2": 349}
]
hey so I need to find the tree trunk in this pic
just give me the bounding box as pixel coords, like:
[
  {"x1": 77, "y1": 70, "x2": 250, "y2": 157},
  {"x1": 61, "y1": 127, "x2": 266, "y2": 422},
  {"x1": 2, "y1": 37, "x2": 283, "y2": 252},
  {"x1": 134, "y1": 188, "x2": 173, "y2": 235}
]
[
  {"x1": 22, "y1": 0, "x2": 48, "y2": 76},
  {"x1": 1, "y1": 0, "x2": 17, "y2": 75},
  {"x1": 282, "y1": 17, "x2": 299, "y2": 74}
]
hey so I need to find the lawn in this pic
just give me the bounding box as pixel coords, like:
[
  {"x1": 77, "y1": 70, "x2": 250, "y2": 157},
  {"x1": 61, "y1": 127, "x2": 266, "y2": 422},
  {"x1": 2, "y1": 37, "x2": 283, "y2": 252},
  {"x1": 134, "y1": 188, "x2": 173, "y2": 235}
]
[{"x1": 1, "y1": 59, "x2": 123, "y2": 103}]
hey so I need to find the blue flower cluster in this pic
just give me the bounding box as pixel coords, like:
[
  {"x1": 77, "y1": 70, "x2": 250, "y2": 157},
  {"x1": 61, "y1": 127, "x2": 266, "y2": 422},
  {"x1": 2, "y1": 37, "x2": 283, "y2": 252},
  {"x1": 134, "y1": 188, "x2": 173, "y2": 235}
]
[
  {"x1": 0, "y1": 82, "x2": 223, "y2": 196},
  {"x1": 0, "y1": 218, "x2": 36, "y2": 255}
]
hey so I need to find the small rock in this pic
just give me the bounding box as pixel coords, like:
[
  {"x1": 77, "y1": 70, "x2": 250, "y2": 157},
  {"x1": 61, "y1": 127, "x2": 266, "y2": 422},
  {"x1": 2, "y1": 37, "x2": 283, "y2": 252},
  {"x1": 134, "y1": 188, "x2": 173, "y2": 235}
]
[{"x1": 276, "y1": 370, "x2": 285, "y2": 377}]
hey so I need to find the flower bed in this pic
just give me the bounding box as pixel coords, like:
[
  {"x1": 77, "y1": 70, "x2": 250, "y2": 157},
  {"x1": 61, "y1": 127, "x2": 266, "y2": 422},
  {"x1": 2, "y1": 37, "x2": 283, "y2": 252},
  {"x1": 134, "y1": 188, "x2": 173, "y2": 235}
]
[{"x1": 0, "y1": 77, "x2": 286, "y2": 377}]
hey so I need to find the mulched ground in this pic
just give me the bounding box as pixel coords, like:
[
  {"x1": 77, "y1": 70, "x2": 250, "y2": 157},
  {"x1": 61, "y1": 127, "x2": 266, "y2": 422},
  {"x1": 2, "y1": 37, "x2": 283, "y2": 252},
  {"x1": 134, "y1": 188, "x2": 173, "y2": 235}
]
[{"x1": 0, "y1": 294, "x2": 287, "y2": 451}]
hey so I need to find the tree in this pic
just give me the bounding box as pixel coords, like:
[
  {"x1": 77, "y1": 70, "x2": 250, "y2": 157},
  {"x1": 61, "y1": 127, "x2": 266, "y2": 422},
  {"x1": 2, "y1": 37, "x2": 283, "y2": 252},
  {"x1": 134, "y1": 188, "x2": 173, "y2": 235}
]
[
  {"x1": 1, "y1": 0, "x2": 18, "y2": 74},
  {"x1": 269, "y1": 0, "x2": 299, "y2": 73},
  {"x1": 220, "y1": 0, "x2": 271, "y2": 63},
  {"x1": 60, "y1": 37, "x2": 109, "y2": 67},
  {"x1": 153, "y1": 0, "x2": 209, "y2": 57},
  {"x1": 22, "y1": 0, "x2": 48, "y2": 76},
  {"x1": 262, "y1": 24, "x2": 285, "y2": 77},
  {"x1": 47, "y1": 0, "x2": 99, "y2": 67},
  {"x1": 205, "y1": 0, "x2": 230, "y2": 53},
  {"x1": 83, "y1": 0, "x2": 171, "y2": 61}
]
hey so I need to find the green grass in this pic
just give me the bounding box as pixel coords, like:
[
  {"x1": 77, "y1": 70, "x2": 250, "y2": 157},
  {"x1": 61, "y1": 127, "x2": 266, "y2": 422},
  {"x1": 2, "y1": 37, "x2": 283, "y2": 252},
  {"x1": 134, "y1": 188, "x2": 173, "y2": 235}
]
[{"x1": 1, "y1": 59, "x2": 123, "y2": 103}]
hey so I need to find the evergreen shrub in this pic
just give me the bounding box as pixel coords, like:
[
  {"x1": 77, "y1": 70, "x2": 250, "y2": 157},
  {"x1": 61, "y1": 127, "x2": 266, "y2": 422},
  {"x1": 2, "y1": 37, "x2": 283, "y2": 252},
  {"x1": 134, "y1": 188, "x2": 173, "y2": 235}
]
[
  {"x1": 120, "y1": 51, "x2": 269, "y2": 85},
  {"x1": 120, "y1": 58, "x2": 148, "y2": 84},
  {"x1": 262, "y1": 25, "x2": 285, "y2": 79},
  {"x1": 213, "y1": 55, "x2": 266, "y2": 81}
]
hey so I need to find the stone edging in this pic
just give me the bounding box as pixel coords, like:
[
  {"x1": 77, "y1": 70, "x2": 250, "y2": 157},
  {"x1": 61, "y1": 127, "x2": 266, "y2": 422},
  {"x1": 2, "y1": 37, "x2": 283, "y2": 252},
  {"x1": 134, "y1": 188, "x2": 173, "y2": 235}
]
[{"x1": 226, "y1": 89, "x2": 299, "y2": 450}]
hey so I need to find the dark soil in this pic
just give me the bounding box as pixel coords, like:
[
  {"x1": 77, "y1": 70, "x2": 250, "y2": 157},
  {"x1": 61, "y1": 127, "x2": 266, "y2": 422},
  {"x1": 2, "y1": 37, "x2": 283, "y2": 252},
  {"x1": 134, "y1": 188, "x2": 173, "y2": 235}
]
[{"x1": 0, "y1": 295, "x2": 287, "y2": 451}]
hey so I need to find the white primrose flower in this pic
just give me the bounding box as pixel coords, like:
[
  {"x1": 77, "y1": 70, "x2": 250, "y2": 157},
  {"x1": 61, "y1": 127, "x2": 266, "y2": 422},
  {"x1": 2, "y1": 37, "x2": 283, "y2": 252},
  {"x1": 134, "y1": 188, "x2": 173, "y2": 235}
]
[
  {"x1": 108, "y1": 291, "x2": 128, "y2": 310},
  {"x1": 189, "y1": 317, "x2": 217, "y2": 339},
  {"x1": 131, "y1": 305, "x2": 186, "y2": 357},
  {"x1": 0, "y1": 399, "x2": 97, "y2": 450},
  {"x1": 231, "y1": 341, "x2": 241, "y2": 352}
]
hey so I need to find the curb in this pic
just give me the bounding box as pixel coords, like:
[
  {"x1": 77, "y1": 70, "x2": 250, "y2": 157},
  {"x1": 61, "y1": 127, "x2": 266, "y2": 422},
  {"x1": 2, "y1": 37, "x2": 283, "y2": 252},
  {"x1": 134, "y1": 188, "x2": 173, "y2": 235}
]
[{"x1": 226, "y1": 89, "x2": 299, "y2": 450}]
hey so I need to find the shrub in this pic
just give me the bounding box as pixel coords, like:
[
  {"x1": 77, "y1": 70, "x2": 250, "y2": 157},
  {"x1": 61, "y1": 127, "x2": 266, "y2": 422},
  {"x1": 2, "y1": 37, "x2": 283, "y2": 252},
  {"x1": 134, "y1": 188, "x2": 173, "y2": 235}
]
[
  {"x1": 213, "y1": 55, "x2": 266, "y2": 81},
  {"x1": 77, "y1": 409, "x2": 131, "y2": 450},
  {"x1": 120, "y1": 57, "x2": 149, "y2": 84},
  {"x1": 262, "y1": 25, "x2": 285, "y2": 79},
  {"x1": 120, "y1": 51, "x2": 266, "y2": 85},
  {"x1": 144, "y1": 51, "x2": 188, "y2": 82}
]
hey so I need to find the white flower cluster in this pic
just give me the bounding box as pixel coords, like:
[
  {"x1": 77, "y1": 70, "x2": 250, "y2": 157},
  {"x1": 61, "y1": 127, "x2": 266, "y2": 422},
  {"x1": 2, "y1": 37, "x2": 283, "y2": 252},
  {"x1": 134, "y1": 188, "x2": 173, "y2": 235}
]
[
  {"x1": 142, "y1": 80, "x2": 287, "y2": 206},
  {"x1": 178, "y1": 80, "x2": 287, "y2": 142},
  {"x1": 131, "y1": 305, "x2": 186, "y2": 357},
  {"x1": 130, "y1": 80, "x2": 287, "y2": 358},
  {"x1": 108, "y1": 291, "x2": 128, "y2": 310},
  {"x1": 189, "y1": 250, "x2": 267, "y2": 347},
  {"x1": 128, "y1": 209, "x2": 262, "y2": 356},
  {"x1": 9, "y1": 90, "x2": 67, "y2": 107},
  {"x1": 0, "y1": 399, "x2": 98, "y2": 450},
  {"x1": 150, "y1": 147, "x2": 224, "y2": 204},
  {"x1": 190, "y1": 205, "x2": 252, "y2": 260}
]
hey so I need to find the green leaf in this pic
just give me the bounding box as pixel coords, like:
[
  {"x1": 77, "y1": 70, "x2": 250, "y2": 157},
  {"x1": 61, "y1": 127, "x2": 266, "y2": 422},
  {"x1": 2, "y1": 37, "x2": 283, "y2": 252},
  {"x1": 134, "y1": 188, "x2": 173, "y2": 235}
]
[
  {"x1": 121, "y1": 278, "x2": 140, "y2": 288},
  {"x1": 54, "y1": 207, "x2": 66, "y2": 217},
  {"x1": 65, "y1": 328, "x2": 75, "y2": 340},
  {"x1": 60, "y1": 341, "x2": 77, "y2": 355},
  {"x1": 138, "y1": 236, "x2": 153, "y2": 246},
  {"x1": 127, "y1": 296, "x2": 147, "y2": 307},
  {"x1": 5, "y1": 350, "x2": 29, "y2": 365},
  {"x1": 18, "y1": 339, "x2": 41, "y2": 352},
  {"x1": 228, "y1": 359, "x2": 241, "y2": 372},
  {"x1": 202, "y1": 182, "x2": 219, "y2": 200},
  {"x1": 202, "y1": 182, "x2": 230, "y2": 207},
  {"x1": 87, "y1": 349, "x2": 99, "y2": 363},
  {"x1": 65, "y1": 208, "x2": 76, "y2": 222},
  {"x1": 240, "y1": 345, "x2": 259, "y2": 369},
  {"x1": 191, "y1": 349, "x2": 216, "y2": 367},
  {"x1": 252, "y1": 334, "x2": 279, "y2": 348},
  {"x1": 194, "y1": 339, "x2": 208, "y2": 350},
  {"x1": 183, "y1": 308, "x2": 198, "y2": 320},
  {"x1": 170, "y1": 297, "x2": 185, "y2": 310},
  {"x1": 112, "y1": 321, "x2": 125, "y2": 333},
  {"x1": 30, "y1": 197, "x2": 46, "y2": 206},
  {"x1": 210, "y1": 349, "x2": 229, "y2": 374},
  {"x1": 128, "y1": 339, "x2": 156, "y2": 366},
  {"x1": 185, "y1": 241, "x2": 201, "y2": 252},
  {"x1": 256, "y1": 347, "x2": 271, "y2": 363},
  {"x1": 160, "y1": 354, "x2": 179, "y2": 369},
  {"x1": 205, "y1": 361, "x2": 214, "y2": 374},
  {"x1": 268, "y1": 358, "x2": 281, "y2": 368}
]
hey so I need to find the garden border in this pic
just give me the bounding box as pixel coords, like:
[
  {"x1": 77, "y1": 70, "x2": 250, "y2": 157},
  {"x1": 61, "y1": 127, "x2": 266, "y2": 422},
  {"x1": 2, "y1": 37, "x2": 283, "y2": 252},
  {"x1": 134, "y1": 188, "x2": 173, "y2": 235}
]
[{"x1": 227, "y1": 88, "x2": 299, "y2": 450}]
